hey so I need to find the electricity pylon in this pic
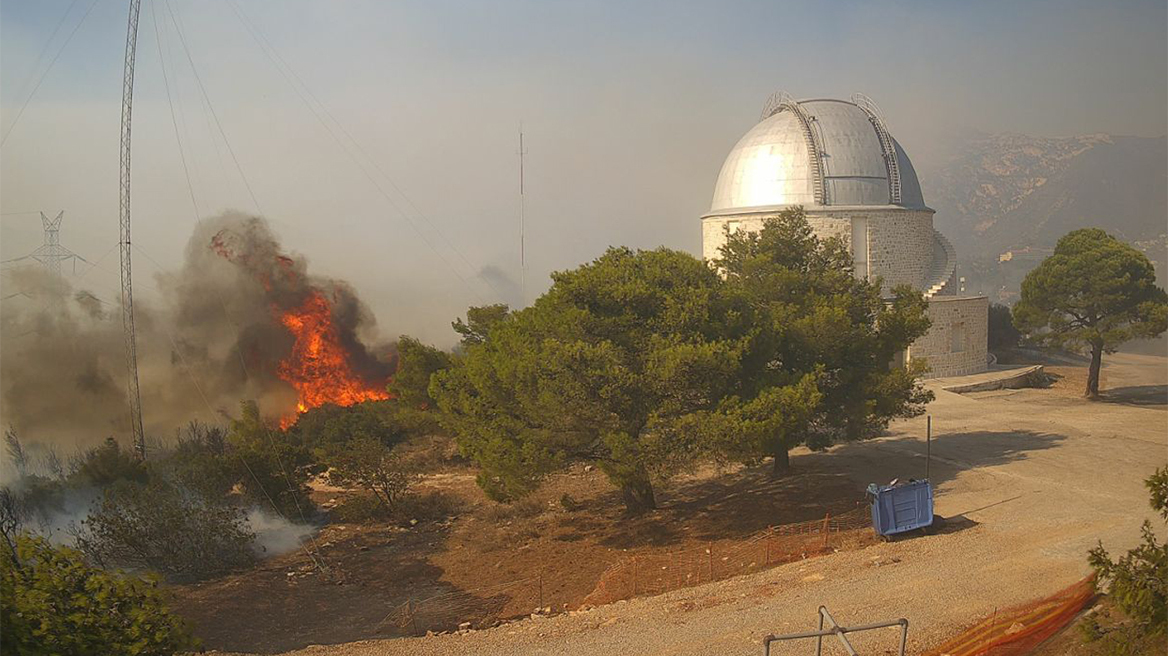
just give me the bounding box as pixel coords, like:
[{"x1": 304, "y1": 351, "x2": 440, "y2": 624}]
[{"x1": 0, "y1": 211, "x2": 88, "y2": 275}]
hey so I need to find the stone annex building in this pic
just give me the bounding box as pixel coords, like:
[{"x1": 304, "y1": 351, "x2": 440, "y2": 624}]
[{"x1": 702, "y1": 93, "x2": 988, "y2": 378}]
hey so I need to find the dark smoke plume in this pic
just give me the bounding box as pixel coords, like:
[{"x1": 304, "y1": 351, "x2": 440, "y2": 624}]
[{"x1": 0, "y1": 212, "x2": 393, "y2": 453}]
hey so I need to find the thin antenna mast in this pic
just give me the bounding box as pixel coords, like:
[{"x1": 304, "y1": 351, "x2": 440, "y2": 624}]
[
  {"x1": 518, "y1": 127, "x2": 527, "y2": 304},
  {"x1": 119, "y1": 0, "x2": 146, "y2": 459}
]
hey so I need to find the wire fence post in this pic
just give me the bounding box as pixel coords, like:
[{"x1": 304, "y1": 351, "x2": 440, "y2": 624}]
[
  {"x1": 822, "y1": 512, "x2": 831, "y2": 548},
  {"x1": 765, "y1": 527, "x2": 772, "y2": 565},
  {"x1": 708, "y1": 542, "x2": 714, "y2": 582},
  {"x1": 409, "y1": 599, "x2": 419, "y2": 637},
  {"x1": 632, "y1": 558, "x2": 638, "y2": 597},
  {"x1": 672, "y1": 546, "x2": 682, "y2": 588},
  {"x1": 926, "y1": 415, "x2": 932, "y2": 481},
  {"x1": 538, "y1": 569, "x2": 544, "y2": 609}
]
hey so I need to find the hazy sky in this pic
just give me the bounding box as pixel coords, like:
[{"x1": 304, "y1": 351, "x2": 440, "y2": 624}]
[{"x1": 3, "y1": 0, "x2": 1166, "y2": 346}]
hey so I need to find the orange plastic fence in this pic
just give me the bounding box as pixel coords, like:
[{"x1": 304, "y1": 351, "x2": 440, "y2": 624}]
[
  {"x1": 582, "y1": 508, "x2": 871, "y2": 607},
  {"x1": 924, "y1": 575, "x2": 1097, "y2": 656}
]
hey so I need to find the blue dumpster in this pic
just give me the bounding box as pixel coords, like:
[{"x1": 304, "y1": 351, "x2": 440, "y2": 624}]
[{"x1": 867, "y1": 479, "x2": 934, "y2": 536}]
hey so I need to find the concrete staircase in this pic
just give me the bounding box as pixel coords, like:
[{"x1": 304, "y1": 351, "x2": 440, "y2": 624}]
[{"x1": 924, "y1": 230, "x2": 956, "y2": 298}]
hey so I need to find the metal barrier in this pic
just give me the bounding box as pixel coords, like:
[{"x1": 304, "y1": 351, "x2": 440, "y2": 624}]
[{"x1": 763, "y1": 606, "x2": 908, "y2": 656}]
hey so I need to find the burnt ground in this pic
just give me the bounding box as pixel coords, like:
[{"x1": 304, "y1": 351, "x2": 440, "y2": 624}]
[{"x1": 170, "y1": 458, "x2": 873, "y2": 653}]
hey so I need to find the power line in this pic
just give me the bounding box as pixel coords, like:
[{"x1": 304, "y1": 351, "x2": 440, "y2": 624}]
[
  {"x1": 0, "y1": 0, "x2": 101, "y2": 149},
  {"x1": 224, "y1": 0, "x2": 501, "y2": 302},
  {"x1": 6, "y1": 0, "x2": 81, "y2": 105},
  {"x1": 161, "y1": 0, "x2": 263, "y2": 215},
  {"x1": 149, "y1": 0, "x2": 201, "y2": 221}
]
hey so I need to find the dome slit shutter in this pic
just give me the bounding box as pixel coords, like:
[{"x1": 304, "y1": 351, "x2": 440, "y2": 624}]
[{"x1": 850, "y1": 93, "x2": 902, "y2": 205}]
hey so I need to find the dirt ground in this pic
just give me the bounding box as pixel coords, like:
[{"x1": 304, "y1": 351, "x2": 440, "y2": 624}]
[
  {"x1": 174, "y1": 448, "x2": 874, "y2": 653},
  {"x1": 195, "y1": 351, "x2": 1166, "y2": 656},
  {"x1": 1029, "y1": 596, "x2": 1168, "y2": 656}
]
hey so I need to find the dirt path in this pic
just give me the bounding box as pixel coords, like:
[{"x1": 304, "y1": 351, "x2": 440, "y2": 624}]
[{"x1": 217, "y1": 353, "x2": 1167, "y2": 656}]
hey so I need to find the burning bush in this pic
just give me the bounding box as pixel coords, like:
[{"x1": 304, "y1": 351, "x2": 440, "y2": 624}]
[
  {"x1": 226, "y1": 401, "x2": 314, "y2": 518},
  {"x1": 210, "y1": 217, "x2": 394, "y2": 428},
  {"x1": 0, "y1": 213, "x2": 397, "y2": 446}
]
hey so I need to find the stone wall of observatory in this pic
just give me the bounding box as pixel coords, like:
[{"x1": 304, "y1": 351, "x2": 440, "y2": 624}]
[
  {"x1": 701, "y1": 212, "x2": 851, "y2": 262},
  {"x1": 910, "y1": 295, "x2": 989, "y2": 378},
  {"x1": 701, "y1": 207, "x2": 935, "y2": 296},
  {"x1": 858, "y1": 209, "x2": 935, "y2": 294}
]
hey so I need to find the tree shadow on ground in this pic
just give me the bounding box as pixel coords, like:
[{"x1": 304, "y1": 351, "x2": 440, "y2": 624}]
[
  {"x1": 553, "y1": 464, "x2": 868, "y2": 550},
  {"x1": 562, "y1": 430, "x2": 1065, "y2": 551},
  {"x1": 655, "y1": 465, "x2": 866, "y2": 544},
  {"x1": 1101, "y1": 385, "x2": 1167, "y2": 408},
  {"x1": 798, "y1": 429, "x2": 1067, "y2": 493}
]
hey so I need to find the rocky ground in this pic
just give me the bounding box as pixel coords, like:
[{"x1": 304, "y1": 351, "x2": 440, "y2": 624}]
[{"x1": 209, "y1": 352, "x2": 1166, "y2": 656}]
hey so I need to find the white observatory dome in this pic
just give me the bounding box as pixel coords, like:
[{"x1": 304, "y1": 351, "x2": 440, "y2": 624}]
[{"x1": 709, "y1": 96, "x2": 926, "y2": 214}]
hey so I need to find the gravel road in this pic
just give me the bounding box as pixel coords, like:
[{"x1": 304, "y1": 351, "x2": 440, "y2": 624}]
[{"x1": 219, "y1": 353, "x2": 1167, "y2": 656}]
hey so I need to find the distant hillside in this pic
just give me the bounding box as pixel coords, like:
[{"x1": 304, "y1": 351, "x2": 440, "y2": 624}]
[{"x1": 917, "y1": 132, "x2": 1167, "y2": 302}]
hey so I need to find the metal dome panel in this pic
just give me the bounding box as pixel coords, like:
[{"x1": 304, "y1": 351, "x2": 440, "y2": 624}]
[
  {"x1": 709, "y1": 96, "x2": 929, "y2": 213},
  {"x1": 710, "y1": 111, "x2": 816, "y2": 211}
]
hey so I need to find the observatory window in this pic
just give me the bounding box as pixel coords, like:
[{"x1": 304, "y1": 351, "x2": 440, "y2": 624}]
[
  {"x1": 851, "y1": 218, "x2": 869, "y2": 279},
  {"x1": 891, "y1": 349, "x2": 907, "y2": 369},
  {"x1": 726, "y1": 220, "x2": 741, "y2": 235},
  {"x1": 951, "y1": 322, "x2": 966, "y2": 353}
]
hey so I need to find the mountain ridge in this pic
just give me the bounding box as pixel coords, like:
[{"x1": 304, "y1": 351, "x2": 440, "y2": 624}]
[{"x1": 915, "y1": 130, "x2": 1167, "y2": 301}]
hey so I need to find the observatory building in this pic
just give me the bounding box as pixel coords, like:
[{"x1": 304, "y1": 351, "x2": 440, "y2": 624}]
[{"x1": 702, "y1": 94, "x2": 988, "y2": 378}]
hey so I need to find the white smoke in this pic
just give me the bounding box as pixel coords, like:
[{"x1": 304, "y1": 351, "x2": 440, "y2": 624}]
[{"x1": 245, "y1": 507, "x2": 316, "y2": 557}]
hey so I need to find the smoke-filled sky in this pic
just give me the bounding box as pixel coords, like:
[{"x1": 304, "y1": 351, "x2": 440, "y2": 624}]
[{"x1": 2, "y1": 0, "x2": 1167, "y2": 349}]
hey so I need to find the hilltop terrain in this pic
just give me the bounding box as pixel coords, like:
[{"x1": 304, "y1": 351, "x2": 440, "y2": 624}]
[
  {"x1": 916, "y1": 131, "x2": 1167, "y2": 302},
  {"x1": 207, "y1": 353, "x2": 1166, "y2": 656}
]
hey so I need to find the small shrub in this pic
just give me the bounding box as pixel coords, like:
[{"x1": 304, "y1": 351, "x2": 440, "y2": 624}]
[
  {"x1": 68, "y1": 437, "x2": 148, "y2": 488},
  {"x1": 559, "y1": 493, "x2": 580, "y2": 511},
  {"x1": 327, "y1": 438, "x2": 417, "y2": 513},
  {"x1": 1087, "y1": 466, "x2": 1168, "y2": 642},
  {"x1": 77, "y1": 479, "x2": 257, "y2": 582},
  {"x1": 988, "y1": 303, "x2": 1021, "y2": 351},
  {"x1": 330, "y1": 494, "x2": 390, "y2": 524},
  {"x1": 395, "y1": 489, "x2": 460, "y2": 523},
  {"x1": 229, "y1": 401, "x2": 313, "y2": 517},
  {"x1": 166, "y1": 421, "x2": 237, "y2": 501},
  {"x1": 1, "y1": 532, "x2": 197, "y2": 655},
  {"x1": 1076, "y1": 599, "x2": 1167, "y2": 655}
]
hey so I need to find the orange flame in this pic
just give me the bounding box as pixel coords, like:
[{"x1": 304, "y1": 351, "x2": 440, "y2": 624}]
[{"x1": 276, "y1": 290, "x2": 389, "y2": 428}]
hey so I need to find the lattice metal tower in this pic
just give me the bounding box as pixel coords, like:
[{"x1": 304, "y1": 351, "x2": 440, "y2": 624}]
[
  {"x1": 0, "y1": 211, "x2": 88, "y2": 275},
  {"x1": 119, "y1": 0, "x2": 146, "y2": 458}
]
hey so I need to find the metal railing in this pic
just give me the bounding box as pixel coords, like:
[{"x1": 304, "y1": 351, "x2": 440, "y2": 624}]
[
  {"x1": 850, "y1": 93, "x2": 902, "y2": 205},
  {"x1": 762, "y1": 606, "x2": 908, "y2": 656},
  {"x1": 759, "y1": 91, "x2": 827, "y2": 205}
]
